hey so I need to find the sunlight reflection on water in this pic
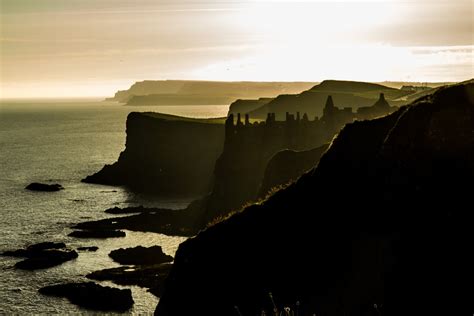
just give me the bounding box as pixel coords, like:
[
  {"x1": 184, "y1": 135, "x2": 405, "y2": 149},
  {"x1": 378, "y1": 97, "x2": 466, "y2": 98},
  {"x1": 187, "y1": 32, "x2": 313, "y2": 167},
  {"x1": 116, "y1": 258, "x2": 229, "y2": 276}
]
[{"x1": 0, "y1": 101, "x2": 226, "y2": 314}]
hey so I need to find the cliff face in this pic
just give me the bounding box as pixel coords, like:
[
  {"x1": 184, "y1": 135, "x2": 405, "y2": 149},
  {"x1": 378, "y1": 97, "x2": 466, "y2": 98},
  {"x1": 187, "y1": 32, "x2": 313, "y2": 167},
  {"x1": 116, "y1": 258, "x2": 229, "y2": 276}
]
[
  {"x1": 245, "y1": 80, "x2": 410, "y2": 120},
  {"x1": 194, "y1": 93, "x2": 399, "y2": 224},
  {"x1": 196, "y1": 113, "x2": 337, "y2": 224},
  {"x1": 257, "y1": 144, "x2": 329, "y2": 198},
  {"x1": 156, "y1": 82, "x2": 474, "y2": 315},
  {"x1": 83, "y1": 113, "x2": 225, "y2": 196}
]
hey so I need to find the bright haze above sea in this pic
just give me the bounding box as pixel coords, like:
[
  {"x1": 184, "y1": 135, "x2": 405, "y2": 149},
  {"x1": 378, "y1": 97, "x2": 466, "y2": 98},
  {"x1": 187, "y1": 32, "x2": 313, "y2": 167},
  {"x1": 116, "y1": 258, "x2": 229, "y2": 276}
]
[{"x1": 1, "y1": 0, "x2": 473, "y2": 99}]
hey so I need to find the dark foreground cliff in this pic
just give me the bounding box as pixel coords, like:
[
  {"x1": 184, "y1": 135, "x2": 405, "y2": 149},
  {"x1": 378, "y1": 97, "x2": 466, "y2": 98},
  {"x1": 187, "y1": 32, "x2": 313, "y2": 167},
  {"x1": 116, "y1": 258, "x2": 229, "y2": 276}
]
[
  {"x1": 258, "y1": 144, "x2": 329, "y2": 198},
  {"x1": 156, "y1": 81, "x2": 474, "y2": 315},
  {"x1": 83, "y1": 113, "x2": 225, "y2": 196}
]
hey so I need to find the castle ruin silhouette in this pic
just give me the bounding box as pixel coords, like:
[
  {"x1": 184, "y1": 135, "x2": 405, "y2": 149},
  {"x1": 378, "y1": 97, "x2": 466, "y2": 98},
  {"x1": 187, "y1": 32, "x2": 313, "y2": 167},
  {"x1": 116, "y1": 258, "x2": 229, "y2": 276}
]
[{"x1": 203, "y1": 94, "x2": 397, "y2": 220}]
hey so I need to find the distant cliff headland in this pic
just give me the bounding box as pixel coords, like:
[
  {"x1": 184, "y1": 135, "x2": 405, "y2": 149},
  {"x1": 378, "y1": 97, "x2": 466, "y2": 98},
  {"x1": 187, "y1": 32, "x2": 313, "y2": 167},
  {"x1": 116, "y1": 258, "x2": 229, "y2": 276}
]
[
  {"x1": 228, "y1": 79, "x2": 438, "y2": 120},
  {"x1": 106, "y1": 80, "x2": 318, "y2": 105}
]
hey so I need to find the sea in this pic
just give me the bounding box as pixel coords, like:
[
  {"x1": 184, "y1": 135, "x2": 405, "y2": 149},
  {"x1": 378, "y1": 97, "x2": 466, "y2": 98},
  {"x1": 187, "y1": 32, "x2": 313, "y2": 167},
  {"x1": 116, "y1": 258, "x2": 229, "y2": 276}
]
[{"x1": 0, "y1": 100, "x2": 229, "y2": 314}]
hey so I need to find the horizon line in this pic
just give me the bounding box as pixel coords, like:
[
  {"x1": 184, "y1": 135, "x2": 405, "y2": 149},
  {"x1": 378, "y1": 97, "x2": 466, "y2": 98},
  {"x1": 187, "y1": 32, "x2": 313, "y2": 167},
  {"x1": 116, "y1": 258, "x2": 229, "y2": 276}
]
[{"x1": 1, "y1": 78, "x2": 465, "y2": 101}]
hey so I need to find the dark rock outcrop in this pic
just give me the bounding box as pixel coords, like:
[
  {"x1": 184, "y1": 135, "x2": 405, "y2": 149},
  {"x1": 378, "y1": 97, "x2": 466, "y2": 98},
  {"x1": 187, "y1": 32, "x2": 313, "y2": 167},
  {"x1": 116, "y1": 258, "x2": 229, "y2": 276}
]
[
  {"x1": 156, "y1": 81, "x2": 474, "y2": 315},
  {"x1": 68, "y1": 229, "x2": 126, "y2": 238},
  {"x1": 83, "y1": 112, "x2": 225, "y2": 196},
  {"x1": 72, "y1": 207, "x2": 197, "y2": 237},
  {"x1": 25, "y1": 242, "x2": 66, "y2": 251},
  {"x1": 39, "y1": 282, "x2": 133, "y2": 311},
  {"x1": 258, "y1": 144, "x2": 329, "y2": 198},
  {"x1": 2, "y1": 242, "x2": 78, "y2": 270},
  {"x1": 87, "y1": 263, "x2": 172, "y2": 297},
  {"x1": 109, "y1": 246, "x2": 173, "y2": 265},
  {"x1": 15, "y1": 249, "x2": 78, "y2": 270},
  {"x1": 2, "y1": 242, "x2": 66, "y2": 257},
  {"x1": 25, "y1": 183, "x2": 63, "y2": 192}
]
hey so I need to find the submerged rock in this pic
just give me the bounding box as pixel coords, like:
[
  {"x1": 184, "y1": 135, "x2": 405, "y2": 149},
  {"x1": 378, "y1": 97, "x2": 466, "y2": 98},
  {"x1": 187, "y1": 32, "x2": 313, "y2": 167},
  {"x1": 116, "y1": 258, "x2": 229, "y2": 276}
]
[
  {"x1": 25, "y1": 182, "x2": 64, "y2": 192},
  {"x1": 68, "y1": 230, "x2": 125, "y2": 238},
  {"x1": 109, "y1": 246, "x2": 173, "y2": 265},
  {"x1": 39, "y1": 282, "x2": 133, "y2": 311}
]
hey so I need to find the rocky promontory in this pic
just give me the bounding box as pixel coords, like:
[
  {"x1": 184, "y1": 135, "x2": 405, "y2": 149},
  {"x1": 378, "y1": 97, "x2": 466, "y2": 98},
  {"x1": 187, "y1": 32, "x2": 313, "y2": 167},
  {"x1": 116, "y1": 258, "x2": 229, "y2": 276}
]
[
  {"x1": 257, "y1": 143, "x2": 329, "y2": 198},
  {"x1": 87, "y1": 263, "x2": 172, "y2": 298},
  {"x1": 156, "y1": 81, "x2": 474, "y2": 315},
  {"x1": 107, "y1": 80, "x2": 316, "y2": 103},
  {"x1": 109, "y1": 246, "x2": 173, "y2": 265},
  {"x1": 83, "y1": 112, "x2": 225, "y2": 196}
]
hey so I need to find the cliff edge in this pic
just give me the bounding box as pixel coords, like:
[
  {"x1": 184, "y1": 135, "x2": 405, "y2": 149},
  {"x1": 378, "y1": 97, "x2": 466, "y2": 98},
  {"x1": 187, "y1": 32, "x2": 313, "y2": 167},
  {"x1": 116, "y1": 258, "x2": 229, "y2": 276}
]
[
  {"x1": 83, "y1": 112, "x2": 225, "y2": 196},
  {"x1": 156, "y1": 81, "x2": 474, "y2": 315}
]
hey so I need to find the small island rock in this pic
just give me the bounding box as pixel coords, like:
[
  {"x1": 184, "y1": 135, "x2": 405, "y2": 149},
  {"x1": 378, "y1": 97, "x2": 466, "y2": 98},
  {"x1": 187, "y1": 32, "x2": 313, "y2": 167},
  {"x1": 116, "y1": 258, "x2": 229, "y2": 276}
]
[
  {"x1": 109, "y1": 246, "x2": 173, "y2": 265},
  {"x1": 25, "y1": 183, "x2": 64, "y2": 192}
]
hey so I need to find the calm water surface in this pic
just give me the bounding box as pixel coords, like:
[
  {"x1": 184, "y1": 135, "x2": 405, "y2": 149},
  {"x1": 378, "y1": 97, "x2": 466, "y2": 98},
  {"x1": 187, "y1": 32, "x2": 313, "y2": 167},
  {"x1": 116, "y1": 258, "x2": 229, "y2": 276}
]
[{"x1": 0, "y1": 100, "x2": 229, "y2": 314}]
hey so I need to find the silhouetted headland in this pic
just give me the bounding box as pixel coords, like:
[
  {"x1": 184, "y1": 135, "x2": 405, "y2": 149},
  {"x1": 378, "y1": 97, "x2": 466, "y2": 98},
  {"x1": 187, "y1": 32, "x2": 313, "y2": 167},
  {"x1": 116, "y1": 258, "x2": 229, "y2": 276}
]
[
  {"x1": 79, "y1": 88, "x2": 401, "y2": 237},
  {"x1": 106, "y1": 80, "x2": 317, "y2": 105},
  {"x1": 230, "y1": 80, "x2": 410, "y2": 120},
  {"x1": 156, "y1": 80, "x2": 474, "y2": 315},
  {"x1": 82, "y1": 113, "x2": 226, "y2": 196}
]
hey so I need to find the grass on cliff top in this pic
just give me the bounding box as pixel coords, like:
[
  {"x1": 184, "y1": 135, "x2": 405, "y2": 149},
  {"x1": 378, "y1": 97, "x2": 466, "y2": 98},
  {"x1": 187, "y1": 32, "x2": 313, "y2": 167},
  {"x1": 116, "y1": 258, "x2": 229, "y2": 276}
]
[{"x1": 142, "y1": 112, "x2": 227, "y2": 124}]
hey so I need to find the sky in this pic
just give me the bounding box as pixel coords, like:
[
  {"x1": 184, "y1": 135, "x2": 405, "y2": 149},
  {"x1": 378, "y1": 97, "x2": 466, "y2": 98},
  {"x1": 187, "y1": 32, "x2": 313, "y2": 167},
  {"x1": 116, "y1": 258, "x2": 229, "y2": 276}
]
[{"x1": 0, "y1": 0, "x2": 473, "y2": 98}]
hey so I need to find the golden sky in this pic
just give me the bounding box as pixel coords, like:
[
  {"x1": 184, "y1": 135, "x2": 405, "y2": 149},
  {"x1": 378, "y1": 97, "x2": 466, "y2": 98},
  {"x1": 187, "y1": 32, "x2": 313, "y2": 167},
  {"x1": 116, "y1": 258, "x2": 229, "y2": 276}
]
[{"x1": 1, "y1": 0, "x2": 473, "y2": 98}]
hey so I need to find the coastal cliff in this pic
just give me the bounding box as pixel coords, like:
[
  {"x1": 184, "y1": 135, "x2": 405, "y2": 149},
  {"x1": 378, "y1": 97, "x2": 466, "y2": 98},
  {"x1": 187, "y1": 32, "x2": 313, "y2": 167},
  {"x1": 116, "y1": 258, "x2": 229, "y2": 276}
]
[
  {"x1": 229, "y1": 80, "x2": 411, "y2": 120},
  {"x1": 195, "y1": 112, "x2": 336, "y2": 225},
  {"x1": 107, "y1": 80, "x2": 316, "y2": 104},
  {"x1": 257, "y1": 144, "x2": 329, "y2": 198},
  {"x1": 156, "y1": 81, "x2": 474, "y2": 315},
  {"x1": 196, "y1": 93, "x2": 398, "y2": 223},
  {"x1": 83, "y1": 112, "x2": 225, "y2": 196}
]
